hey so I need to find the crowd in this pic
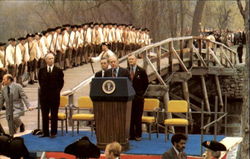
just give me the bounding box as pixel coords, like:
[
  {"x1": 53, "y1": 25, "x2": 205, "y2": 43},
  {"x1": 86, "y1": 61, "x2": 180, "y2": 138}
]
[{"x1": 0, "y1": 23, "x2": 151, "y2": 86}]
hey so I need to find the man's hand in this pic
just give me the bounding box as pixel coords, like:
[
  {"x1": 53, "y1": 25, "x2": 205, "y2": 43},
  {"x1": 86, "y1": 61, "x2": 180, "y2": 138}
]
[{"x1": 28, "y1": 107, "x2": 35, "y2": 111}]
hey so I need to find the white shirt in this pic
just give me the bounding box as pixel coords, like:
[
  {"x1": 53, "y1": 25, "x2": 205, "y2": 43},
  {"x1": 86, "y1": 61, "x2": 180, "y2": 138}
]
[
  {"x1": 5, "y1": 44, "x2": 15, "y2": 65},
  {"x1": 173, "y1": 146, "x2": 180, "y2": 156},
  {"x1": 47, "y1": 65, "x2": 54, "y2": 72}
]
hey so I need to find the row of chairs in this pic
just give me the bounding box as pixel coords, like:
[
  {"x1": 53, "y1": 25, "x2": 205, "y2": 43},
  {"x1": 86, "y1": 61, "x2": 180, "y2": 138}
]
[{"x1": 55, "y1": 96, "x2": 189, "y2": 141}]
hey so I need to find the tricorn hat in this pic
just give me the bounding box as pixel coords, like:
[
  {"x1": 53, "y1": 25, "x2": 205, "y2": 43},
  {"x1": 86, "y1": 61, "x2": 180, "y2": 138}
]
[{"x1": 202, "y1": 140, "x2": 226, "y2": 151}]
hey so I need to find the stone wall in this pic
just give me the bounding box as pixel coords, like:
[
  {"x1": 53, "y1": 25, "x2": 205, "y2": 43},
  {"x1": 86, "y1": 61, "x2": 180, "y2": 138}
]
[{"x1": 220, "y1": 65, "x2": 246, "y2": 99}]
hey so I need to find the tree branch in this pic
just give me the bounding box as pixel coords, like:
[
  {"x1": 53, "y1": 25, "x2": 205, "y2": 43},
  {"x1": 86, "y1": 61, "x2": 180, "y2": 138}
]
[{"x1": 236, "y1": 0, "x2": 245, "y2": 20}]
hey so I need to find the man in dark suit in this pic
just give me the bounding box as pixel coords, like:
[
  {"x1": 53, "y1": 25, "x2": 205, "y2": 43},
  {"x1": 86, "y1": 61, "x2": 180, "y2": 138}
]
[
  {"x1": 128, "y1": 54, "x2": 148, "y2": 141},
  {"x1": 162, "y1": 133, "x2": 188, "y2": 159},
  {"x1": 95, "y1": 58, "x2": 109, "y2": 77},
  {"x1": 38, "y1": 53, "x2": 64, "y2": 138},
  {"x1": 104, "y1": 55, "x2": 130, "y2": 79}
]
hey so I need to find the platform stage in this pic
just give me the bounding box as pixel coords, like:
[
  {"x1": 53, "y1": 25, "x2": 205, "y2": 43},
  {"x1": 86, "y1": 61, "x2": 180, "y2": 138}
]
[{"x1": 22, "y1": 130, "x2": 225, "y2": 157}]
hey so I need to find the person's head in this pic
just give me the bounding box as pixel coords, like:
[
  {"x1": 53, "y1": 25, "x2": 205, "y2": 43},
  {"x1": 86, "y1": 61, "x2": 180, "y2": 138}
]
[
  {"x1": 202, "y1": 140, "x2": 226, "y2": 159},
  {"x1": 0, "y1": 42, "x2": 6, "y2": 51},
  {"x1": 127, "y1": 54, "x2": 137, "y2": 66},
  {"x1": 8, "y1": 38, "x2": 16, "y2": 46},
  {"x1": 102, "y1": 43, "x2": 109, "y2": 51},
  {"x1": 100, "y1": 58, "x2": 109, "y2": 71},
  {"x1": 18, "y1": 37, "x2": 26, "y2": 45},
  {"x1": 45, "y1": 53, "x2": 55, "y2": 66},
  {"x1": 104, "y1": 142, "x2": 122, "y2": 159},
  {"x1": 108, "y1": 55, "x2": 119, "y2": 69},
  {"x1": 204, "y1": 149, "x2": 221, "y2": 159},
  {"x1": 2, "y1": 74, "x2": 14, "y2": 86},
  {"x1": 171, "y1": 133, "x2": 187, "y2": 152}
]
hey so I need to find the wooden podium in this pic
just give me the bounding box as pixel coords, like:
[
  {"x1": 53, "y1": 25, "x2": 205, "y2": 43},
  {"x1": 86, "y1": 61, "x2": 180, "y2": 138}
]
[{"x1": 90, "y1": 77, "x2": 135, "y2": 150}]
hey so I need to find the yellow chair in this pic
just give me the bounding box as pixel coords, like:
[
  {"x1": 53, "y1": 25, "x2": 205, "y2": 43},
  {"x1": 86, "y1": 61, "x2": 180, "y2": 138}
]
[
  {"x1": 49, "y1": 96, "x2": 68, "y2": 135},
  {"x1": 164, "y1": 100, "x2": 189, "y2": 141},
  {"x1": 141, "y1": 98, "x2": 160, "y2": 140},
  {"x1": 71, "y1": 96, "x2": 94, "y2": 136}
]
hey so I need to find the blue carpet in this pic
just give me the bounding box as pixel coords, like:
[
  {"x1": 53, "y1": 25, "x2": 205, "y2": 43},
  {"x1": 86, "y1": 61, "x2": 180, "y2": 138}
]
[{"x1": 22, "y1": 131, "x2": 224, "y2": 156}]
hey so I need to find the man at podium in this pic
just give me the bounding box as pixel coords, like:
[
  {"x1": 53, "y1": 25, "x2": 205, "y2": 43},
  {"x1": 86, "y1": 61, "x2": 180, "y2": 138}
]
[{"x1": 104, "y1": 56, "x2": 130, "y2": 79}]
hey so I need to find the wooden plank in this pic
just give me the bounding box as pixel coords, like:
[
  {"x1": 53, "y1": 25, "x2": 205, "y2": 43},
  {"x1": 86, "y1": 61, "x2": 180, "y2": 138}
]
[
  {"x1": 172, "y1": 47, "x2": 189, "y2": 72},
  {"x1": 192, "y1": 45, "x2": 207, "y2": 67},
  {"x1": 215, "y1": 75, "x2": 224, "y2": 110},
  {"x1": 201, "y1": 75, "x2": 211, "y2": 112},
  {"x1": 171, "y1": 72, "x2": 192, "y2": 82},
  {"x1": 145, "y1": 56, "x2": 168, "y2": 88}
]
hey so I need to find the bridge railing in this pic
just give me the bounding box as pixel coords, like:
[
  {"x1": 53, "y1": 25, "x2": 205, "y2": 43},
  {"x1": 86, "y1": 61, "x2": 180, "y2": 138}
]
[{"x1": 59, "y1": 36, "x2": 237, "y2": 126}]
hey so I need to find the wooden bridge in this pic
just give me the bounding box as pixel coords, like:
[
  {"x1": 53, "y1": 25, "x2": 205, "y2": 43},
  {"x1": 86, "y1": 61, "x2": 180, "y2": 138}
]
[{"x1": 59, "y1": 35, "x2": 238, "y2": 134}]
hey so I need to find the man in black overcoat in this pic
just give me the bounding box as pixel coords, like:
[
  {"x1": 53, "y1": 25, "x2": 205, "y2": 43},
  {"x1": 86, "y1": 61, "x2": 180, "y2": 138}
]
[
  {"x1": 127, "y1": 54, "x2": 148, "y2": 141},
  {"x1": 38, "y1": 53, "x2": 64, "y2": 138}
]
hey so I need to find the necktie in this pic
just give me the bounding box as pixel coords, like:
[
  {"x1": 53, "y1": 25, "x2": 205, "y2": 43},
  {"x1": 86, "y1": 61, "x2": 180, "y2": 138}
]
[
  {"x1": 112, "y1": 69, "x2": 116, "y2": 77},
  {"x1": 7, "y1": 86, "x2": 10, "y2": 95},
  {"x1": 49, "y1": 67, "x2": 52, "y2": 73},
  {"x1": 130, "y1": 67, "x2": 135, "y2": 80}
]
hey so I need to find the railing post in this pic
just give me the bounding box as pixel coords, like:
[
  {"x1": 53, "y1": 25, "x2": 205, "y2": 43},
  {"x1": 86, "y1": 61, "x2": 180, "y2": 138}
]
[
  {"x1": 169, "y1": 41, "x2": 173, "y2": 73},
  {"x1": 157, "y1": 46, "x2": 161, "y2": 74},
  {"x1": 206, "y1": 40, "x2": 210, "y2": 66},
  {"x1": 189, "y1": 39, "x2": 194, "y2": 68},
  {"x1": 220, "y1": 48, "x2": 223, "y2": 65},
  {"x1": 68, "y1": 94, "x2": 74, "y2": 126},
  {"x1": 201, "y1": 101, "x2": 204, "y2": 156},
  {"x1": 224, "y1": 94, "x2": 228, "y2": 136},
  {"x1": 214, "y1": 96, "x2": 218, "y2": 141},
  {"x1": 180, "y1": 40, "x2": 184, "y2": 61},
  {"x1": 198, "y1": 39, "x2": 202, "y2": 66}
]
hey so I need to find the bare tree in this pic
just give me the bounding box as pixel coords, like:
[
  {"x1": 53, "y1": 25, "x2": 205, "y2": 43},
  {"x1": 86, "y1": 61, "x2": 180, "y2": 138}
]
[
  {"x1": 191, "y1": 0, "x2": 207, "y2": 36},
  {"x1": 216, "y1": 2, "x2": 232, "y2": 31}
]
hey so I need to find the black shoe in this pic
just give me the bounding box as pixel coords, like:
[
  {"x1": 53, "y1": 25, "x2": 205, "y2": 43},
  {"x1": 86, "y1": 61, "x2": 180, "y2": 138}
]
[
  {"x1": 50, "y1": 134, "x2": 56, "y2": 138},
  {"x1": 28, "y1": 80, "x2": 34, "y2": 84},
  {"x1": 20, "y1": 124, "x2": 25, "y2": 132},
  {"x1": 135, "y1": 137, "x2": 142, "y2": 141},
  {"x1": 129, "y1": 137, "x2": 135, "y2": 140}
]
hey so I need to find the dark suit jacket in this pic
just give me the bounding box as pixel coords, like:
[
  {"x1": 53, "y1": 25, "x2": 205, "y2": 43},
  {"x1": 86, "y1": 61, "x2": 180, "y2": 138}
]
[
  {"x1": 38, "y1": 66, "x2": 64, "y2": 105},
  {"x1": 162, "y1": 147, "x2": 187, "y2": 159},
  {"x1": 95, "y1": 70, "x2": 104, "y2": 77},
  {"x1": 128, "y1": 66, "x2": 148, "y2": 96},
  {"x1": 104, "y1": 67, "x2": 130, "y2": 79}
]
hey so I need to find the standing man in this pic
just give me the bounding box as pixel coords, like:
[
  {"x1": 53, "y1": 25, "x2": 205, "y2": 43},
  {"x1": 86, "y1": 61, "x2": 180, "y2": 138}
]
[
  {"x1": 0, "y1": 43, "x2": 7, "y2": 89},
  {"x1": 128, "y1": 54, "x2": 148, "y2": 141},
  {"x1": 104, "y1": 55, "x2": 130, "y2": 79},
  {"x1": 38, "y1": 53, "x2": 64, "y2": 138},
  {"x1": 95, "y1": 58, "x2": 109, "y2": 77},
  {"x1": 0, "y1": 74, "x2": 33, "y2": 135},
  {"x1": 162, "y1": 133, "x2": 188, "y2": 159},
  {"x1": 5, "y1": 38, "x2": 16, "y2": 78},
  {"x1": 237, "y1": 42, "x2": 244, "y2": 63}
]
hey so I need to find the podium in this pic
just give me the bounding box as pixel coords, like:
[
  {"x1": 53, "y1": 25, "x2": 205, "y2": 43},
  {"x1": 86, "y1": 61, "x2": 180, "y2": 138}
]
[{"x1": 90, "y1": 77, "x2": 135, "y2": 150}]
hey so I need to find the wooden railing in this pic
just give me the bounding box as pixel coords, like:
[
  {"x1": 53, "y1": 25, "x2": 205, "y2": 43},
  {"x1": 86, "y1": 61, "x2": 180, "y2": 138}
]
[{"x1": 61, "y1": 36, "x2": 238, "y2": 102}]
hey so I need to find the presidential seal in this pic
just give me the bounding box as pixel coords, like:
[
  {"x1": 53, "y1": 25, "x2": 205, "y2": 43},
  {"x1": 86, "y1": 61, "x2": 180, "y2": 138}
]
[{"x1": 102, "y1": 80, "x2": 116, "y2": 94}]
